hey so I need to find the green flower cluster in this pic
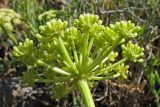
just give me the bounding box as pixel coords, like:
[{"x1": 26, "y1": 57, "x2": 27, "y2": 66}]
[
  {"x1": 13, "y1": 39, "x2": 36, "y2": 65},
  {"x1": 114, "y1": 63, "x2": 129, "y2": 79},
  {"x1": 13, "y1": 14, "x2": 144, "y2": 99},
  {"x1": 0, "y1": 8, "x2": 21, "y2": 34},
  {"x1": 121, "y1": 41, "x2": 144, "y2": 62},
  {"x1": 109, "y1": 21, "x2": 141, "y2": 38},
  {"x1": 38, "y1": 10, "x2": 57, "y2": 21}
]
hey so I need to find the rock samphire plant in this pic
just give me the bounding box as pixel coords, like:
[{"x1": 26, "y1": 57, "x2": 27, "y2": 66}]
[
  {"x1": 0, "y1": 8, "x2": 21, "y2": 44},
  {"x1": 13, "y1": 14, "x2": 144, "y2": 107}
]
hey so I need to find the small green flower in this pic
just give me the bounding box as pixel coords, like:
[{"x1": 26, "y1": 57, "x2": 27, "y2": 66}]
[
  {"x1": 39, "y1": 19, "x2": 68, "y2": 37},
  {"x1": 13, "y1": 38, "x2": 37, "y2": 66},
  {"x1": 38, "y1": 10, "x2": 57, "y2": 21},
  {"x1": 0, "y1": 8, "x2": 21, "y2": 33},
  {"x1": 114, "y1": 63, "x2": 129, "y2": 79},
  {"x1": 3, "y1": 23, "x2": 13, "y2": 31},
  {"x1": 110, "y1": 21, "x2": 141, "y2": 38},
  {"x1": 0, "y1": 8, "x2": 21, "y2": 44},
  {"x1": 108, "y1": 51, "x2": 118, "y2": 62},
  {"x1": 121, "y1": 41, "x2": 144, "y2": 62},
  {"x1": 73, "y1": 14, "x2": 102, "y2": 31},
  {"x1": 64, "y1": 27, "x2": 79, "y2": 40}
]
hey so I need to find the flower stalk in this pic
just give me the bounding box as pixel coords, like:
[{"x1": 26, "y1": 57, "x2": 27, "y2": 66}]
[{"x1": 75, "y1": 79, "x2": 95, "y2": 107}]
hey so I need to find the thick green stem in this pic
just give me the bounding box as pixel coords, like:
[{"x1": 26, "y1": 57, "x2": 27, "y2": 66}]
[{"x1": 75, "y1": 79, "x2": 95, "y2": 107}]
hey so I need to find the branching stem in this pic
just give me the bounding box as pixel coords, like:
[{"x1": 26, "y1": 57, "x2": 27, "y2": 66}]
[
  {"x1": 58, "y1": 37, "x2": 78, "y2": 74},
  {"x1": 93, "y1": 58, "x2": 128, "y2": 76},
  {"x1": 88, "y1": 36, "x2": 123, "y2": 72}
]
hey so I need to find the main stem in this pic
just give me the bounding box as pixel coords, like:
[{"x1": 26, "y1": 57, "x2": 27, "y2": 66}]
[{"x1": 75, "y1": 79, "x2": 95, "y2": 107}]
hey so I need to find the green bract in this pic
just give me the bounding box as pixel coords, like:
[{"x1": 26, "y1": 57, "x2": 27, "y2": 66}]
[{"x1": 13, "y1": 14, "x2": 144, "y2": 107}]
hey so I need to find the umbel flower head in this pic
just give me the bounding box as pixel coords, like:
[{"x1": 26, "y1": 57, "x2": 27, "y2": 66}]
[
  {"x1": 13, "y1": 14, "x2": 144, "y2": 98},
  {"x1": 38, "y1": 10, "x2": 57, "y2": 22},
  {"x1": 0, "y1": 8, "x2": 21, "y2": 34}
]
